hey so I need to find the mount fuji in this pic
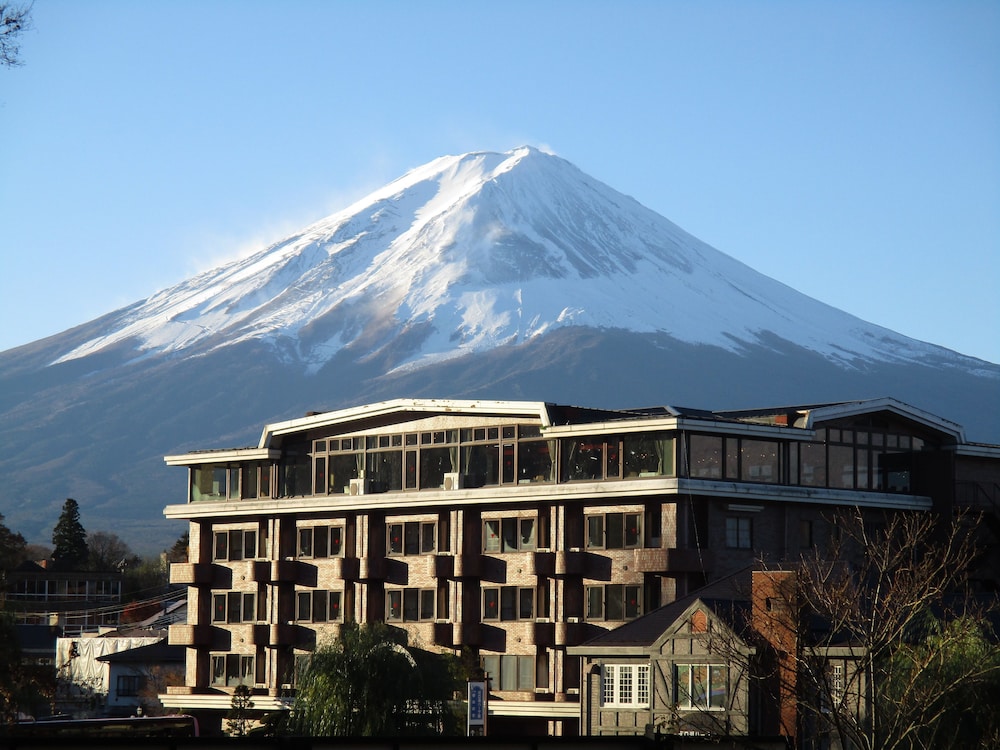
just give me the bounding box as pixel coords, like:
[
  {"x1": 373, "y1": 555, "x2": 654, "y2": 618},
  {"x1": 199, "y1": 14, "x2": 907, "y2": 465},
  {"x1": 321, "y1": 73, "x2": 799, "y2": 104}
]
[{"x1": 1, "y1": 146, "x2": 997, "y2": 553}]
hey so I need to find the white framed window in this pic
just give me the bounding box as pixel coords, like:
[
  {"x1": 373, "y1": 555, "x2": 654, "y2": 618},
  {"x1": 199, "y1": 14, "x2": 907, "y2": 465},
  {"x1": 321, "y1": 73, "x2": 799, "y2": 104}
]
[
  {"x1": 297, "y1": 525, "x2": 345, "y2": 558},
  {"x1": 213, "y1": 528, "x2": 259, "y2": 561},
  {"x1": 211, "y1": 591, "x2": 261, "y2": 623},
  {"x1": 585, "y1": 584, "x2": 643, "y2": 620},
  {"x1": 601, "y1": 664, "x2": 650, "y2": 708},
  {"x1": 295, "y1": 590, "x2": 344, "y2": 623},
  {"x1": 676, "y1": 664, "x2": 728, "y2": 710},
  {"x1": 387, "y1": 521, "x2": 436, "y2": 556},
  {"x1": 386, "y1": 588, "x2": 436, "y2": 621}
]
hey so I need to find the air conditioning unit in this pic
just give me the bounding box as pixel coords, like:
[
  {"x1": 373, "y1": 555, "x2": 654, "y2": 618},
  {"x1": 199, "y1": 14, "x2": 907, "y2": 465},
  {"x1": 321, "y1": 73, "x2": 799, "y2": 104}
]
[
  {"x1": 348, "y1": 478, "x2": 365, "y2": 496},
  {"x1": 442, "y1": 472, "x2": 461, "y2": 491}
]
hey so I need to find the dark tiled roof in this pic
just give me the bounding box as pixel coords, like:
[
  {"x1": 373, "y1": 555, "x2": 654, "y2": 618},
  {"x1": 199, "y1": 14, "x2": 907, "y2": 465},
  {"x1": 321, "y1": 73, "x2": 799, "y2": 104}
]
[{"x1": 578, "y1": 568, "x2": 755, "y2": 649}]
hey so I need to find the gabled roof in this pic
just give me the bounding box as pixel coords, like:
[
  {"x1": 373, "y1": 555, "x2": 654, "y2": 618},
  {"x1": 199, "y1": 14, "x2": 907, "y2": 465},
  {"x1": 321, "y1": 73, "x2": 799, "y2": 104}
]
[
  {"x1": 716, "y1": 397, "x2": 966, "y2": 443},
  {"x1": 568, "y1": 568, "x2": 754, "y2": 655}
]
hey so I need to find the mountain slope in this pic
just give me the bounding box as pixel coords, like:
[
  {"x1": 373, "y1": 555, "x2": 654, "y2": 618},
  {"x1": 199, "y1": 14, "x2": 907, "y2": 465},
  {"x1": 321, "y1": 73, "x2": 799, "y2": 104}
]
[
  {"x1": 1, "y1": 146, "x2": 997, "y2": 554},
  {"x1": 51, "y1": 147, "x2": 990, "y2": 377}
]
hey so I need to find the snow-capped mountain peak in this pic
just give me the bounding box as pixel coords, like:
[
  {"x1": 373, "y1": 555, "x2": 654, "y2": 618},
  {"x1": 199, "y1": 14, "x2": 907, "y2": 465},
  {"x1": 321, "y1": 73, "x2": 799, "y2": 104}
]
[{"x1": 52, "y1": 147, "x2": 976, "y2": 374}]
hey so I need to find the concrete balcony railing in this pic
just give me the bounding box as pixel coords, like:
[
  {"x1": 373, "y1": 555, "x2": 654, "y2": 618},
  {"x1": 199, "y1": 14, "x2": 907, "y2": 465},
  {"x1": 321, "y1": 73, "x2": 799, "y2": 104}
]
[
  {"x1": 359, "y1": 556, "x2": 386, "y2": 580},
  {"x1": 426, "y1": 554, "x2": 455, "y2": 578},
  {"x1": 233, "y1": 560, "x2": 270, "y2": 584},
  {"x1": 530, "y1": 551, "x2": 555, "y2": 577},
  {"x1": 554, "y1": 549, "x2": 585, "y2": 576},
  {"x1": 452, "y1": 621, "x2": 481, "y2": 646},
  {"x1": 168, "y1": 623, "x2": 212, "y2": 647},
  {"x1": 554, "y1": 619, "x2": 583, "y2": 646},
  {"x1": 665, "y1": 547, "x2": 713, "y2": 572},
  {"x1": 270, "y1": 559, "x2": 300, "y2": 582},
  {"x1": 168, "y1": 562, "x2": 215, "y2": 586},
  {"x1": 529, "y1": 619, "x2": 555, "y2": 647},
  {"x1": 330, "y1": 557, "x2": 360, "y2": 581},
  {"x1": 453, "y1": 553, "x2": 482, "y2": 578}
]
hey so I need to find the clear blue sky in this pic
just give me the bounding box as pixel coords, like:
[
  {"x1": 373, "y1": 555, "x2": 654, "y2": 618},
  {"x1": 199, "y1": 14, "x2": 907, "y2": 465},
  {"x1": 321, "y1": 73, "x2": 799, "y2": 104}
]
[{"x1": 2, "y1": 1, "x2": 998, "y2": 363}]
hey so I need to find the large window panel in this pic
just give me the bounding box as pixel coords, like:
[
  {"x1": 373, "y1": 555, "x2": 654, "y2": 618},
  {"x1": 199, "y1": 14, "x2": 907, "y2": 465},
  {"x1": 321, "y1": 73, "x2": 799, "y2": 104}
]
[
  {"x1": 517, "y1": 440, "x2": 554, "y2": 483},
  {"x1": 561, "y1": 438, "x2": 604, "y2": 481},
  {"x1": 689, "y1": 435, "x2": 722, "y2": 478},
  {"x1": 741, "y1": 439, "x2": 779, "y2": 482}
]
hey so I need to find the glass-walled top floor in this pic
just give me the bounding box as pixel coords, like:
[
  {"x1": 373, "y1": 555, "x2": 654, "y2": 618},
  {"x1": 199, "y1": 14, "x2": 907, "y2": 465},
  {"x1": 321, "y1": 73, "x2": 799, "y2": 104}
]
[{"x1": 186, "y1": 421, "x2": 935, "y2": 502}]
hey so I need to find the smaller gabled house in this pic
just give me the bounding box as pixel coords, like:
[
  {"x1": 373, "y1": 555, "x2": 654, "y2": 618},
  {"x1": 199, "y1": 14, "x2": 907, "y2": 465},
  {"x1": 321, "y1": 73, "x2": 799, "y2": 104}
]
[{"x1": 569, "y1": 568, "x2": 868, "y2": 748}]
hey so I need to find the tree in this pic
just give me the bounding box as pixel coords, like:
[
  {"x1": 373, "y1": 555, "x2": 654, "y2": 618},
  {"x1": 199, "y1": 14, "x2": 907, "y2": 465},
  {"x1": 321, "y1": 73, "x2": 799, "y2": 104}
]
[
  {"x1": 0, "y1": 610, "x2": 52, "y2": 726},
  {"x1": 50, "y1": 498, "x2": 88, "y2": 570},
  {"x1": 0, "y1": 513, "x2": 26, "y2": 571},
  {"x1": 291, "y1": 622, "x2": 465, "y2": 737},
  {"x1": 0, "y1": 2, "x2": 31, "y2": 68},
  {"x1": 87, "y1": 530, "x2": 139, "y2": 572},
  {"x1": 226, "y1": 684, "x2": 255, "y2": 736},
  {"x1": 756, "y1": 508, "x2": 1000, "y2": 750},
  {"x1": 165, "y1": 531, "x2": 189, "y2": 563}
]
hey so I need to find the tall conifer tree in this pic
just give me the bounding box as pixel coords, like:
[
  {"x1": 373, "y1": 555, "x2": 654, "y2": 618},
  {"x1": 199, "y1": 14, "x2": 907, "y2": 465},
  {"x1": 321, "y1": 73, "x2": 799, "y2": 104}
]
[{"x1": 50, "y1": 498, "x2": 88, "y2": 570}]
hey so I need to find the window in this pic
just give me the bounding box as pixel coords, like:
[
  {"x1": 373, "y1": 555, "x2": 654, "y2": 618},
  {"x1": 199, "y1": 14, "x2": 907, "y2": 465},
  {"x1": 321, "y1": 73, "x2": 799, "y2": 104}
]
[
  {"x1": 561, "y1": 438, "x2": 605, "y2": 481},
  {"x1": 191, "y1": 466, "x2": 227, "y2": 501},
  {"x1": 725, "y1": 517, "x2": 752, "y2": 549},
  {"x1": 623, "y1": 434, "x2": 673, "y2": 477},
  {"x1": 297, "y1": 525, "x2": 344, "y2": 558},
  {"x1": 585, "y1": 584, "x2": 642, "y2": 620},
  {"x1": 387, "y1": 521, "x2": 436, "y2": 556},
  {"x1": 213, "y1": 529, "x2": 258, "y2": 561},
  {"x1": 601, "y1": 664, "x2": 650, "y2": 708},
  {"x1": 586, "y1": 512, "x2": 642, "y2": 549},
  {"x1": 386, "y1": 588, "x2": 436, "y2": 621},
  {"x1": 740, "y1": 439, "x2": 780, "y2": 482},
  {"x1": 483, "y1": 518, "x2": 536, "y2": 553},
  {"x1": 517, "y1": 440, "x2": 554, "y2": 483},
  {"x1": 482, "y1": 654, "x2": 535, "y2": 691},
  {"x1": 482, "y1": 587, "x2": 535, "y2": 621},
  {"x1": 210, "y1": 654, "x2": 256, "y2": 687},
  {"x1": 296, "y1": 590, "x2": 343, "y2": 623},
  {"x1": 212, "y1": 592, "x2": 260, "y2": 623},
  {"x1": 676, "y1": 664, "x2": 728, "y2": 710},
  {"x1": 116, "y1": 674, "x2": 142, "y2": 697}
]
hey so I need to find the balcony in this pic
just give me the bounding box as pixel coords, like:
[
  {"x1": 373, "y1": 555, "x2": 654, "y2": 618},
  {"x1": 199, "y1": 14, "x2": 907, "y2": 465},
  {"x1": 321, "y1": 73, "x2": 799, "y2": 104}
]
[
  {"x1": 529, "y1": 620, "x2": 555, "y2": 647},
  {"x1": 433, "y1": 621, "x2": 454, "y2": 647},
  {"x1": 454, "y1": 553, "x2": 482, "y2": 578},
  {"x1": 331, "y1": 557, "x2": 360, "y2": 581},
  {"x1": 665, "y1": 547, "x2": 713, "y2": 572},
  {"x1": 630, "y1": 547, "x2": 668, "y2": 573},
  {"x1": 531, "y1": 551, "x2": 555, "y2": 577},
  {"x1": 427, "y1": 554, "x2": 455, "y2": 578},
  {"x1": 169, "y1": 563, "x2": 214, "y2": 586},
  {"x1": 554, "y1": 619, "x2": 582, "y2": 646},
  {"x1": 168, "y1": 623, "x2": 211, "y2": 647},
  {"x1": 359, "y1": 557, "x2": 385, "y2": 580},
  {"x1": 554, "y1": 549, "x2": 584, "y2": 576},
  {"x1": 234, "y1": 560, "x2": 270, "y2": 583},
  {"x1": 452, "y1": 621, "x2": 481, "y2": 646},
  {"x1": 231, "y1": 623, "x2": 269, "y2": 646},
  {"x1": 270, "y1": 559, "x2": 300, "y2": 582},
  {"x1": 268, "y1": 623, "x2": 299, "y2": 647}
]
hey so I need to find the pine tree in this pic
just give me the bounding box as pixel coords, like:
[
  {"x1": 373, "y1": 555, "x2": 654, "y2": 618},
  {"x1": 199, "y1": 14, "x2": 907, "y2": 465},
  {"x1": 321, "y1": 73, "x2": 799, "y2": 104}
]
[{"x1": 50, "y1": 498, "x2": 88, "y2": 570}]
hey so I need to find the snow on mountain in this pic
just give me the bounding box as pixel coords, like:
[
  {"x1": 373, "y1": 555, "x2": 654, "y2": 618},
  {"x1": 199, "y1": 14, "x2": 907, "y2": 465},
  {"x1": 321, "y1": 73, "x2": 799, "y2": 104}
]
[{"x1": 52, "y1": 147, "x2": 985, "y2": 375}]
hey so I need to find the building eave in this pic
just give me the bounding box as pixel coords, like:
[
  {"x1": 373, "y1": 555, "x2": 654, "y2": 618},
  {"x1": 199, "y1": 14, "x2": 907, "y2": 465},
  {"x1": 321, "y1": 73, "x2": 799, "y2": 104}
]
[
  {"x1": 164, "y1": 448, "x2": 281, "y2": 466},
  {"x1": 800, "y1": 397, "x2": 966, "y2": 443},
  {"x1": 259, "y1": 398, "x2": 554, "y2": 447}
]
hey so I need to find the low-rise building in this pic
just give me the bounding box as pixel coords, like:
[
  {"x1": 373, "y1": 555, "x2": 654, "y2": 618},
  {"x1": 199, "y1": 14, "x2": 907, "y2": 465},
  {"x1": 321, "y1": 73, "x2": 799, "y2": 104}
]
[{"x1": 158, "y1": 397, "x2": 1000, "y2": 735}]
